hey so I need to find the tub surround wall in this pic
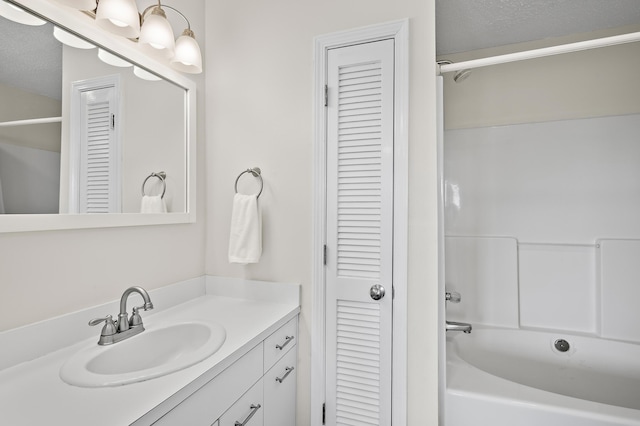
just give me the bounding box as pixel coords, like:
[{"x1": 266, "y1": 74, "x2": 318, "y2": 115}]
[
  {"x1": 445, "y1": 114, "x2": 640, "y2": 342},
  {"x1": 599, "y1": 240, "x2": 640, "y2": 343}
]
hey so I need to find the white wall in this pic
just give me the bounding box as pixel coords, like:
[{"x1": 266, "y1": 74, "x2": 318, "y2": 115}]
[
  {"x1": 204, "y1": 1, "x2": 438, "y2": 425},
  {"x1": 439, "y1": 24, "x2": 640, "y2": 130},
  {"x1": 0, "y1": 142, "x2": 60, "y2": 214},
  {"x1": 0, "y1": 0, "x2": 206, "y2": 333}
]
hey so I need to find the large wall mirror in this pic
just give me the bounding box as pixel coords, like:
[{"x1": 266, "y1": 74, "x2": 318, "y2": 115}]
[{"x1": 0, "y1": 0, "x2": 196, "y2": 232}]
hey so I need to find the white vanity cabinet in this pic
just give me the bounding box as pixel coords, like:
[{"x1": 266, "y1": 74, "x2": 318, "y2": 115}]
[
  {"x1": 263, "y1": 343, "x2": 297, "y2": 426},
  {"x1": 151, "y1": 316, "x2": 298, "y2": 426}
]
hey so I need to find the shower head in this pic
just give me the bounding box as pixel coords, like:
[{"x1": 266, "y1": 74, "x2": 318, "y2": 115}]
[{"x1": 453, "y1": 69, "x2": 472, "y2": 83}]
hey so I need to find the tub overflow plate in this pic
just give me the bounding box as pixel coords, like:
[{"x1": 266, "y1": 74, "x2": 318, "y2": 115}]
[{"x1": 554, "y1": 338, "x2": 570, "y2": 352}]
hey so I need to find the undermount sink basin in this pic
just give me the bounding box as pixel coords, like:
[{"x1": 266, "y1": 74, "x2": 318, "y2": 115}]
[{"x1": 60, "y1": 321, "x2": 226, "y2": 387}]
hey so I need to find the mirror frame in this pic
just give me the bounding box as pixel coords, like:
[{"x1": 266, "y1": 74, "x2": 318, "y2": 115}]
[{"x1": 0, "y1": 0, "x2": 196, "y2": 233}]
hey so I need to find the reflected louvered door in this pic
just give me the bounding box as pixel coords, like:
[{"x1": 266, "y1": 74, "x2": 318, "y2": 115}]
[
  {"x1": 325, "y1": 39, "x2": 394, "y2": 426},
  {"x1": 79, "y1": 86, "x2": 119, "y2": 213}
]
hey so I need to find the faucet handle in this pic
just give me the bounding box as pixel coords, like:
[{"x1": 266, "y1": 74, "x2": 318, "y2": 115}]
[
  {"x1": 445, "y1": 291, "x2": 461, "y2": 303},
  {"x1": 129, "y1": 306, "x2": 145, "y2": 327},
  {"x1": 88, "y1": 315, "x2": 118, "y2": 336}
]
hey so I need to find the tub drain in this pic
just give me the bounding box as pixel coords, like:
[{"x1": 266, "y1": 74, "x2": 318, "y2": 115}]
[{"x1": 554, "y1": 339, "x2": 570, "y2": 352}]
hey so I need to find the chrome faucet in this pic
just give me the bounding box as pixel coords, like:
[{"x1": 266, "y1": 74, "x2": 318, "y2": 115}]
[
  {"x1": 444, "y1": 290, "x2": 472, "y2": 333},
  {"x1": 89, "y1": 286, "x2": 154, "y2": 345},
  {"x1": 446, "y1": 320, "x2": 472, "y2": 334}
]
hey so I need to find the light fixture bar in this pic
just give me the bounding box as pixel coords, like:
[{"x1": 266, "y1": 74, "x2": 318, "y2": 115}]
[{"x1": 439, "y1": 31, "x2": 640, "y2": 74}]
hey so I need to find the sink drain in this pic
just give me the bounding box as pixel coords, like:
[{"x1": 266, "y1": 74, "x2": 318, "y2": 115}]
[{"x1": 554, "y1": 338, "x2": 570, "y2": 352}]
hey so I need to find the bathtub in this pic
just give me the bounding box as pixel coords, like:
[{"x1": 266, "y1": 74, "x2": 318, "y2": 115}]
[{"x1": 446, "y1": 326, "x2": 640, "y2": 426}]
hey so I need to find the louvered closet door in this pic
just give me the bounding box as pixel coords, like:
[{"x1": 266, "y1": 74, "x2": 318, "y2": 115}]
[
  {"x1": 79, "y1": 86, "x2": 118, "y2": 213},
  {"x1": 325, "y1": 38, "x2": 394, "y2": 426}
]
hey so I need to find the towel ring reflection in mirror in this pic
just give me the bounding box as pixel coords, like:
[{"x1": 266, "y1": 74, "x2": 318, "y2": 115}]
[
  {"x1": 142, "y1": 171, "x2": 167, "y2": 199},
  {"x1": 234, "y1": 167, "x2": 263, "y2": 198}
]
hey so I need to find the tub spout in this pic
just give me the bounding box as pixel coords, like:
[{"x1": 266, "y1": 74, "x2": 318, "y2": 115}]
[{"x1": 446, "y1": 320, "x2": 472, "y2": 334}]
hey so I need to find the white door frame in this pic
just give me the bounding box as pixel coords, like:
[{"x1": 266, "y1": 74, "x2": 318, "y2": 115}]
[
  {"x1": 311, "y1": 19, "x2": 409, "y2": 426},
  {"x1": 69, "y1": 74, "x2": 122, "y2": 213}
]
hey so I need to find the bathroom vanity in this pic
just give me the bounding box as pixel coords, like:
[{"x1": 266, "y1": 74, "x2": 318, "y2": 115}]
[{"x1": 0, "y1": 277, "x2": 299, "y2": 426}]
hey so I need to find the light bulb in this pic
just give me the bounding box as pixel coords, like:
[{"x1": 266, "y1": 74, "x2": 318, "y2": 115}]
[
  {"x1": 171, "y1": 29, "x2": 202, "y2": 74},
  {"x1": 95, "y1": 0, "x2": 140, "y2": 38},
  {"x1": 139, "y1": 7, "x2": 175, "y2": 58}
]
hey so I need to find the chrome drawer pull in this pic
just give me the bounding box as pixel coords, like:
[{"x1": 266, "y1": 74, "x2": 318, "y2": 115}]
[
  {"x1": 275, "y1": 366, "x2": 294, "y2": 383},
  {"x1": 275, "y1": 335, "x2": 294, "y2": 350},
  {"x1": 234, "y1": 404, "x2": 261, "y2": 426}
]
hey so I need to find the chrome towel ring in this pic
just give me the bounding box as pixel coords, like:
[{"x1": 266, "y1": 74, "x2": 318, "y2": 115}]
[
  {"x1": 234, "y1": 167, "x2": 263, "y2": 198},
  {"x1": 142, "y1": 171, "x2": 167, "y2": 199}
]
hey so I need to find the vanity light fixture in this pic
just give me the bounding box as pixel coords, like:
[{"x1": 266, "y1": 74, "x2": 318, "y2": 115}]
[
  {"x1": 0, "y1": 0, "x2": 46, "y2": 25},
  {"x1": 138, "y1": 2, "x2": 175, "y2": 58},
  {"x1": 140, "y1": 3, "x2": 203, "y2": 74},
  {"x1": 171, "y1": 27, "x2": 202, "y2": 74},
  {"x1": 49, "y1": 0, "x2": 203, "y2": 74},
  {"x1": 95, "y1": 0, "x2": 140, "y2": 38}
]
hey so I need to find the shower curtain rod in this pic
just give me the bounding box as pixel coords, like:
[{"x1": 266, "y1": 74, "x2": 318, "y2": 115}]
[
  {"x1": 0, "y1": 117, "x2": 62, "y2": 127},
  {"x1": 439, "y1": 31, "x2": 640, "y2": 74}
]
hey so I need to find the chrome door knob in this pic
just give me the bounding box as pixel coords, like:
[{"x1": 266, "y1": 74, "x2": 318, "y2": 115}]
[{"x1": 370, "y1": 284, "x2": 386, "y2": 300}]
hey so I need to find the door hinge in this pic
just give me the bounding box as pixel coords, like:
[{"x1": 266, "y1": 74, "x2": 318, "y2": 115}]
[
  {"x1": 324, "y1": 84, "x2": 328, "y2": 107},
  {"x1": 111, "y1": 114, "x2": 115, "y2": 130},
  {"x1": 323, "y1": 244, "x2": 327, "y2": 265},
  {"x1": 322, "y1": 403, "x2": 326, "y2": 425}
]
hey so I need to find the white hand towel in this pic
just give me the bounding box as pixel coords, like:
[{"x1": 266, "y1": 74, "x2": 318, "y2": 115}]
[
  {"x1": 228, "y1": 193, "x2": 262, "y2": 264},
  {"x1": 140, "y1": 195, "x2": 167, "y2": 213}
]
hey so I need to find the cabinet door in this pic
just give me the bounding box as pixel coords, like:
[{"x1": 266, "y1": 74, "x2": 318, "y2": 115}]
[
  {"x1": 219, "y1": 379, "x2": 264, "y2": 426},
  {"x1": 263, "y1": 345, "x2": 297, "y2": 426},
  {"x1": 263, "y1": 317, "x2": 297, "y2": 372}
]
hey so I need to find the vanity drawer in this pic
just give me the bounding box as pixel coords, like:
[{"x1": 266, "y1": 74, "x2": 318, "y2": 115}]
[
  {"x1": 263, "y1": 345, "x2": 297, "y2": 426},
  {"x1": 218, "y1": 378, "x2": 264, "y2": 426},
  {"x1": 263, "y1": 317, "x2": 297, "y2": 372},
  {"x1": 153, "y1": 343, "x2": 263, "y2": 426}
]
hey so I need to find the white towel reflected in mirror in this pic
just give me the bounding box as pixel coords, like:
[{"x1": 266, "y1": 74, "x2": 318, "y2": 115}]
[{"x1": 140, "y1": 195, "x2": 167, "y2": 213}]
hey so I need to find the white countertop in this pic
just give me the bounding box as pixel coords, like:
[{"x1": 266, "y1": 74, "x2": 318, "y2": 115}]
[{"x1": 0, "y1": 277, "x2": 300, "y2": 425}]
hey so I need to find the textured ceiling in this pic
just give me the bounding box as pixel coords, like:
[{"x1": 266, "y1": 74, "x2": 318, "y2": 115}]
[
  {"x1": 437, "y1": 0, "x2": 640, "y2": 55},
  {"x1": 0, "y1": 16, "x2": 62, "y2": 100}
]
